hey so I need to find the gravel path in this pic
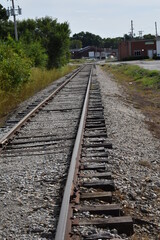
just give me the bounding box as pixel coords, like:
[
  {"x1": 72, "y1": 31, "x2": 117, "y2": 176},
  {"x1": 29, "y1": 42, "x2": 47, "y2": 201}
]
[{"x1": 97, "y1": 65, "x2": 160, "y2": 239}]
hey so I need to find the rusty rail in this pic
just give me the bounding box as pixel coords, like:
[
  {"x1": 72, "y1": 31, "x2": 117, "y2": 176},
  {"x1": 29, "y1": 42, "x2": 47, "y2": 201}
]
[{"x1": 55, "y1": 65, "x2": 93, "y2": 240}]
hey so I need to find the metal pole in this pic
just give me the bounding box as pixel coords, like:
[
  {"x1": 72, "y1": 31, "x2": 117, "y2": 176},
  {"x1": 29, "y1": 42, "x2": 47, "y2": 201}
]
[
  {"x1": 55, "y1": 66, "x2": 93, "y2": 240},
  {"x1": 11, "y1": 0, "x2": 18, "y2": 41},
  {"x1": 155, "y1": 22, "x2": 158, "y2": 38},
  {"x1": 131, "y1": 20, "x2": 134, "y2": 38}
]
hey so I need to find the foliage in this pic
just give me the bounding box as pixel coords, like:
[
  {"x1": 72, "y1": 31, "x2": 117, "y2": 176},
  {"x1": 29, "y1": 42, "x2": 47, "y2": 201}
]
[
  {"x1": 0, "y1": 20, "x2": 14, "y2": 39},
  {"x1": 18, "y1": 17, "x2": 71, "y2": 68},
  {"x1": 72, "y1": 31, "x2": 123, "y2": 49},
  {"x1": 0, "y1": 4, "x2": 11, "y2": 39},
  {"x1": 0, "y1": 4, "x2": 8, "y2": 21},
  {"x1": 106, "y1": 64, "x2": 160, "y2": 89},
  {"x1": 28, "y1": 65, "x2": 76, "y2": 94},
  {"x1": 72, "y1": 31, "x2": 103, "y2": 47},
  {"x1": 45, "y1": 20, "x2": 71, "y2": 68},
  {"x1": 123, "y1": 34, "x2": 132, "y2": 40},
  {"x1": 18, "y1": 19, "x2": 37, "y2": 42},
  {"x1": 70, "y1": 39, "x2": 82, "y2": 49},
  {"x1": 103, "y1": 37, "x2": 122, "y2": 49},
  {"x1": 0, "y1": 38, "x2": 32, "y2": 91},
  {"x1": 0, "y1": 65, "x2": 76, "y2": 125},
  {"x1": 0, "y1": 17, "x2": 71, "y2": 69},
  {"x1": 143, "y1": 34, "x2": 155, "y2": 39},
  {"x1": 22, "y1": 41, "x2": 48, "y2": 68}
]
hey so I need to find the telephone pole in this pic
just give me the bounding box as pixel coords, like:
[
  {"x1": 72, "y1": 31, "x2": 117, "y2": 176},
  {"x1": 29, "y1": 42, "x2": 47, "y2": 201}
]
[
  {"x1": 155, "y1": 22, "x2": 158, "y2": 38},
  {"x1": 131, "y1": 20, "x2": 134, "y2": 38},
  {"x1": 11, "y1": 0, "x2": 18, "y2": 41},
  {"x1": 6, "y1": 0, "x2": 22, "y2": 41}
]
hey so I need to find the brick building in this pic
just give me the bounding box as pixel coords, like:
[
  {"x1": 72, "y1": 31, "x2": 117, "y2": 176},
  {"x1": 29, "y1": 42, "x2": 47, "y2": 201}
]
[{"x1": 118, "y1": 38, "x2": 160, "y2": 60}]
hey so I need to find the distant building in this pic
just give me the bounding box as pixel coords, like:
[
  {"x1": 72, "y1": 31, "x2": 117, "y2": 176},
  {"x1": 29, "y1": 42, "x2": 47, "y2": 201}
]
[
  {"x1": 118, "y1": 38, "x2": 160, "y2": 60},
  {"x1": 70, "y1": 46, "x2": 118, "y2": 59}
]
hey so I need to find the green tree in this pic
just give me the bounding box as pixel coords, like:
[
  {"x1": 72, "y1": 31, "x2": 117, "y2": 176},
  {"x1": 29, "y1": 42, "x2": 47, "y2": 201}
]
[
  {"x1": 18, "y1": 19, "x2": 37, "y2": 42},
  {"x1": 21, "y1": 41, "x2": 48, "y2": 68},
  {"x1": 47, "y1": 21, "x2": 70, "y2": 68},
  {"x1": 70, "y1": 39, "x2": 82, "y2": 49},
  {"x1": 143, "y1": 34, "x2": 155, "y2": 39},
  {"x1": 0, "y1": 4, "x2": 13, "y2": 39},
  {"x1": 103, "y1": 37, "x2": 122, "y2": 49},
  {"x1": 0, "y1": 16, "x2": 71, "y2": 68},
  {"x1": 0, "y1": 37, "x2": 32, "y2": 91},
  {"x1": 72, "y1": 31, "x2": 122, "y2": 49},
  {"x1": 18, "y1": 17, "x2": 71, "y2": 68},
  {"x1": 0, "y1": 4, "x2": 8, "y2": 21},
  {"x1": 72, "y1": 31, "x2": 103, "y2": 47}
]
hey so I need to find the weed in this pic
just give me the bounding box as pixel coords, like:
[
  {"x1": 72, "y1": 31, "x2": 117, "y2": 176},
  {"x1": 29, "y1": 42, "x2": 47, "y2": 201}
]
[
  {"x1": 109, "y1": 64, "x2": 160, "y2": 89},
  {"x1": 0, "y1": 65, "x2": 76, "y2": 126}
]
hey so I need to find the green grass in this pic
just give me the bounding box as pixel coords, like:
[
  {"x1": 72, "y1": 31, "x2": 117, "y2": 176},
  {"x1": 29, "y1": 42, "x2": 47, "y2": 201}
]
[
  {"x1": 0, "y1": 65, "x2": 76, "y2": 126},
  {"x1": 105, "y1": 64, "x2": 160, "y2": 89}
]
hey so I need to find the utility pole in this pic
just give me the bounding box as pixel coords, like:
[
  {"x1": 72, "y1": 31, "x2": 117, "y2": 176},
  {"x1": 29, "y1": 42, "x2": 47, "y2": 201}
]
[
  {"x1": 155, "y1": 22, "x2": 158, "y2": 38},
  {"x1": 11, "y1": 0, "x2": 18, "y2": 41},
  {"x1": 6, "y1": 0, "x2": 22, "y2": 41},
  {"x1": 131, "y1": 20, "x2": 134, "y2": 38}
]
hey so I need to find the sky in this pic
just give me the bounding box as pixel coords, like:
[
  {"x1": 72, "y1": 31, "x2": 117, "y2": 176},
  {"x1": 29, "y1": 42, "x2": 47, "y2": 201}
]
[{"x1": 1, "y1": 0, "x2": 160, "y2": 38}]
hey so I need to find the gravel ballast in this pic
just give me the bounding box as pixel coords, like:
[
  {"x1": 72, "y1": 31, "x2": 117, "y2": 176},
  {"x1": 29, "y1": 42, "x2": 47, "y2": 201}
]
[
  {"x1": 97, "y1": 65, "x2": 160, "y2": 239},
  {"x1": 0, "y1": 65, "x2": 159, "y2": 239},
  {"x1": 0, "y1": 66, "x2": 90, "y2": 239}
]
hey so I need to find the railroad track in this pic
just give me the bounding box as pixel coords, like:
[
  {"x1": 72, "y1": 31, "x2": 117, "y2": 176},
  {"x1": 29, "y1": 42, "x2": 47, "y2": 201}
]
[
  {"x1": 0, "y1": 66, "x2": 83, "y2": 148},
  {"x1": 0, "y1": 64, "x2": 133, "y2": 239},
  {"x1": 55, "y1": 65, "x2": 133, "y2": 240}
]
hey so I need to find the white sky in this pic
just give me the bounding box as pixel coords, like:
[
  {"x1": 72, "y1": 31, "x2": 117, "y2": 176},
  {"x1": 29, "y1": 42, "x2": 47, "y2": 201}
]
[{"x1": 1, "y1": 0, "x2": 160, "y2": 38}]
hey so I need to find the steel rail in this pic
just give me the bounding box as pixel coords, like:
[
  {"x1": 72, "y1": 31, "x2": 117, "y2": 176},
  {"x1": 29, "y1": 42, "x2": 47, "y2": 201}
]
[
  {"x1": 55, "y1": 65, "x2": 93, "y2": 240},
  {"x1": 0, "y1": 66, "x2": 84, "y2": 148}
]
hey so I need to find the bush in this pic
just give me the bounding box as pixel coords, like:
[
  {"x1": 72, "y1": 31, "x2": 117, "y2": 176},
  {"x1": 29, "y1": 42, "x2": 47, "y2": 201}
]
[
  {"x1": 18, "y1": 17, "x2": 71, "y2": 69},
  {"x1": 0, "y1": 40, "x2": 32, "y2": 91},
  {"x1": 22, "y1": 41, "x2": 48, "y2": 68}
]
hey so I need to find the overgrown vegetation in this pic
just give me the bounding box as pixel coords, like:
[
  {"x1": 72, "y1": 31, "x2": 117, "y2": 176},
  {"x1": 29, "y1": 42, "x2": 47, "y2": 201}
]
[
  {"x1": 105, "y1": 64, "x2": 160, "y2": 89},
  {"x1": 0, "y1": 4, "x2": 73, "y2": 125},
  {"x1": 103, "y1": 64, "x2": 160, "y2": 138},
  {"x1": 0, "y1": 38, "x2": 32, "y2": 91},
  {"x1": 0, "y1": 16, "x2": 71, "y2": 69},
  {"x1": 0, "y1": 66, "x2": 76, "y2": 125}
]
